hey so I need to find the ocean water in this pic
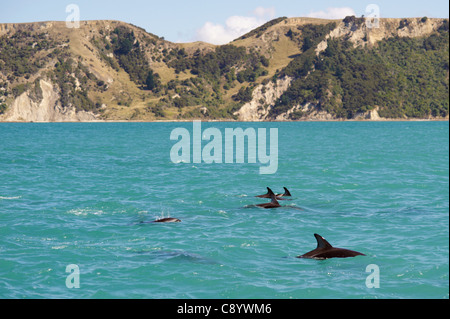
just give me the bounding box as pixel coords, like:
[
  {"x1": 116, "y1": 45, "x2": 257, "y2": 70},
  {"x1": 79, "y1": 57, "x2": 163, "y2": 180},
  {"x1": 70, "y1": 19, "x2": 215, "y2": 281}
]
[{"x1": 0, "y1": 121, "x2": 448, "y2": 299}]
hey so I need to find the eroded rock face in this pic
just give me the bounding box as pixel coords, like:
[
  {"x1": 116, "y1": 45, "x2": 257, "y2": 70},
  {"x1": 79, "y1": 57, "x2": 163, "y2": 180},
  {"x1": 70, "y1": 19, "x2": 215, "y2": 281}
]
[
  {"x1": 327, "y1": 18, "x2": 443, "y2": 48},
  {"x1": 234, "y1": 76, "x2": 292, "y2": 121},
  {"x1": 353, "y1": 106, "x2": 383, "y2": 121},
  {"x1": 1, "y1": 79, "x2": 97, "y2": 122}
]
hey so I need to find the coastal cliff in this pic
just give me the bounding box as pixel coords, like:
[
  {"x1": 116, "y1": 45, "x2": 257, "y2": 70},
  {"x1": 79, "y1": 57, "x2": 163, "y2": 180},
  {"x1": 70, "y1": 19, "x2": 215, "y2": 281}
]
[{"x1": 0, "y1": 17, "x2": 448, "y2": 122}]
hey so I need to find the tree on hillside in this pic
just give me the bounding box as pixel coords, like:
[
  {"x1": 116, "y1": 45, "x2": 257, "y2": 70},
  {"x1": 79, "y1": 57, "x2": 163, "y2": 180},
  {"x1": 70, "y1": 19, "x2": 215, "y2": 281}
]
[{"x1": 145, "y1": 70, "x2": 160, "y2": 91}]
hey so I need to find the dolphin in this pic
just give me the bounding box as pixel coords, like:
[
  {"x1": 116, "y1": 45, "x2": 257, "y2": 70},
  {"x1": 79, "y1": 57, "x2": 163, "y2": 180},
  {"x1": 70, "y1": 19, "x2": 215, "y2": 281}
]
[
  {"x1": 256, "y1": 192, "x2": 281, "y2": 209},
  {"x1": 153, "y1": 218, "x2": 181, "y2": 223},
  {"x1": 255, "y1": 187, "x2": 274, "y2": 198},
  {"x1": 297, "y1": 234, "x2": 365, "y2": 259},
  {"x1": 276, "y1": 187, "x2": 292, "y2": 199},
  {"x1": 139, "y1": 218, "x2": 181, "y2": 224},
  {"x1": 256, "y1": 187, "x2": 292, "y2": 200}
]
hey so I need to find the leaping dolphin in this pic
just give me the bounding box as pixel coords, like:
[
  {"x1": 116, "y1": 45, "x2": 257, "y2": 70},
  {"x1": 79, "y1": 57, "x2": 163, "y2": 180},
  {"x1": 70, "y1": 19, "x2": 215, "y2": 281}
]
[{"x1": 297, "y1": 234, "x2": 365, "y2": 259}]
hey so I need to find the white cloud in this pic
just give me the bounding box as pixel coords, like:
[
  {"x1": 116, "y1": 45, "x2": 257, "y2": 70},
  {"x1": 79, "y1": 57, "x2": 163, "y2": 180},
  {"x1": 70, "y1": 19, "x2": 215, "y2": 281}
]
[
  {"x1": 306, "y1": 7, "x2": 356, "y2": 20},
  {"x1": 195, "y1": 7, "x2": 276, "y2": 45},
  {"x1": 253, "y1": 6, "x2": 276, "y2": 19}
]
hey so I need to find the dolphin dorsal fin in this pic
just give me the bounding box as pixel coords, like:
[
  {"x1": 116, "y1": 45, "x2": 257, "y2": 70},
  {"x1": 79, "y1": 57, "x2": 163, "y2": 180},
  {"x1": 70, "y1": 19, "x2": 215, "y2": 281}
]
[
  {"x1": 283, "y1": 187, "x2": 292, "y2": 196},
  {"x1": 314, "y1": 234, "x2": 333, "y2": 249},
  {"x1": 270, "y1": 192, "x2": 280, "y2": 205},
  {"x1": 267, "y1": 187, "x2": 275, "y2": 196}
]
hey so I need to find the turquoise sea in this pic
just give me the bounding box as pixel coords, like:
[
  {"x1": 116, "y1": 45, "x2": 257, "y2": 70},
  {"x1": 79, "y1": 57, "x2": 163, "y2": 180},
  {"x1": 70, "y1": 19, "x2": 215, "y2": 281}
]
[{"x1": 0, "y1": 121, "x2": 448, "y2": 299}]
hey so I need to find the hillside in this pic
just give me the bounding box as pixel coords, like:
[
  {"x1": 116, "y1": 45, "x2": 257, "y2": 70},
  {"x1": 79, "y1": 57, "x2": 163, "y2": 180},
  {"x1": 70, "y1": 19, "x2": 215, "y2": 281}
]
[{"x1": 0, "y1": 17, "x2": 448, "y2": 122}]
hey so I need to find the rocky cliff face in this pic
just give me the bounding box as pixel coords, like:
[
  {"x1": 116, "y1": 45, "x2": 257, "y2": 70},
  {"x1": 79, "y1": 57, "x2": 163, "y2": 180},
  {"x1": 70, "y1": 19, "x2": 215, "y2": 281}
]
[
  {"x1": 234, "y1": 76, "x2": 292, "y2": 121},
  {"x1": 2, "y1": 79, "x2": 97, "y2": 122}
]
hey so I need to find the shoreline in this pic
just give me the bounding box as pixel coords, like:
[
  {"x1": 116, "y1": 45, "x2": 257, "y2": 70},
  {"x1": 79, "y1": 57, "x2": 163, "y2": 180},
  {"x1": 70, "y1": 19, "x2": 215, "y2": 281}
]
[{"x1": 0, "y1": 118, "x2": 448, "y2": 124}]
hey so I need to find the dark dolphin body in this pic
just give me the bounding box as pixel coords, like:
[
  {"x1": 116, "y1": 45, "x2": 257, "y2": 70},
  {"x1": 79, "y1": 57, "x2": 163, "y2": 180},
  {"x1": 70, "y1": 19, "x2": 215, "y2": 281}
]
[
  {"x1": 256, "y1": 191, "x2": 281, "y2": 209},
  {"x1": 139, "y1": 218, "x2": 181, "y2": 224},
  {"x1": 297, "y1": 234, "x2": 365, "y2": 259},
  {"x1": 255, "y1": 187, "x2": 275, "y2": 198},
  {"x1": 153, "y1": 218, "x2": 181, "y2": 223}
]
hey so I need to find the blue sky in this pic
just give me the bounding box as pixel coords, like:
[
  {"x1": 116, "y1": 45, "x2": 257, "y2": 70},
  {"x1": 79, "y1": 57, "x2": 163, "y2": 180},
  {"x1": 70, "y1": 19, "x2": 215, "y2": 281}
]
[{"x1": 1, "y1": 0, "x2": 448, "y2": 44}]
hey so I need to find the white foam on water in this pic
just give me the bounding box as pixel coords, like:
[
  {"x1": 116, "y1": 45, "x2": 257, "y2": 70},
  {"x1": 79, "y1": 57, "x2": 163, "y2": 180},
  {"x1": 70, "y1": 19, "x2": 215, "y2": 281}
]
[
  {"x1": 66, "y1": 208, "x2": 106, "y2": 216},
  {"x1": 0, "y1": 196, "x2": 22, "y2": 200}
]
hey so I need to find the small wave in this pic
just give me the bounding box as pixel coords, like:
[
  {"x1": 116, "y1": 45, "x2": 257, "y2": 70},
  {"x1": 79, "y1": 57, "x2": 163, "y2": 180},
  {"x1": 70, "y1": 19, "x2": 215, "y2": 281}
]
[
  {"x1": 0, "y1": 196, "x2": 22, "y2": 200},
  {"x1": 285, "y1": 205, "x2": 304, "y2": 211},
  {"x1": 51, "y1": 245, "x2": 67, "y2": 250},
  {"x1": 66, "y1": 208, "x2": 106, "y2": 216},
  {"x1": 241, "y1": 242, "x2": 257, "y2": 248},
  {"x1": 172, "y1": 159, "x2": 190, "y2": 164}
]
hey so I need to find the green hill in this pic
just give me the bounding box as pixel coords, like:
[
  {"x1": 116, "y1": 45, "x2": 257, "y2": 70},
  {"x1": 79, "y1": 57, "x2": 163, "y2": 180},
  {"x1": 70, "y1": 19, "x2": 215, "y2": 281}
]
[{"x1": 0, "y1": 17, "x2": 448, "y2": 122}]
